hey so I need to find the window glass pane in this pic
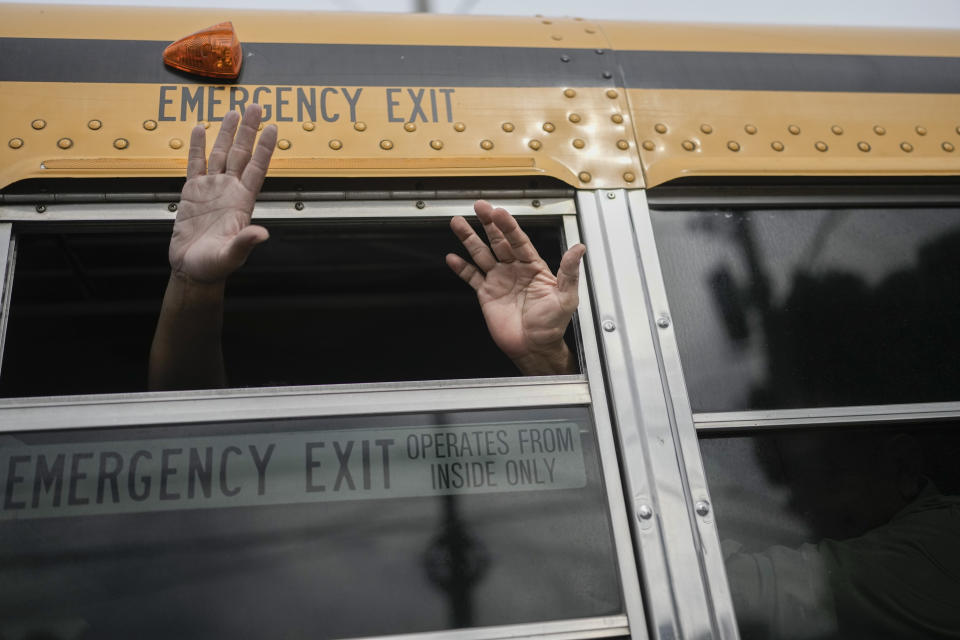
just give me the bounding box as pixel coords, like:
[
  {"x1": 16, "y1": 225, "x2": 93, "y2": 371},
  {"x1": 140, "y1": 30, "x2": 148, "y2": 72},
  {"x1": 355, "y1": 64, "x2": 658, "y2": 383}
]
[
  {"x1": 0, "y1": 218, "x2": 571, "y2": 397},
  {"x1": 701, "y1": 424, "x2": 960, "y2": 639},
  {"x1": 0, "y1": 406, "x2": 621, "y2": 638},
  {"x1": 652, "y1": 206, "x2": 960, "y2": 411}
]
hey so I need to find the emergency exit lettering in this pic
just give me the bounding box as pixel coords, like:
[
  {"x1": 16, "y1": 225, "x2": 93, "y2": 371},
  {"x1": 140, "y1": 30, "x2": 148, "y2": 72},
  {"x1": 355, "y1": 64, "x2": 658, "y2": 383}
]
[{"x1": 157, "y1": 85, "x2": 456, "y2": 124}]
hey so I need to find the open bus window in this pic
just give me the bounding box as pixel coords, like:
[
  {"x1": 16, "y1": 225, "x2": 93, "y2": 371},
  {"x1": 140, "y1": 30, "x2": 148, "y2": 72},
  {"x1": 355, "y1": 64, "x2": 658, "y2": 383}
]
[
  {"x1": 0, "y1": 406, "x2": 621, "y2": 639},
  {"x1": 0, "y1": 218, "x2": 575, "y2": 398}
]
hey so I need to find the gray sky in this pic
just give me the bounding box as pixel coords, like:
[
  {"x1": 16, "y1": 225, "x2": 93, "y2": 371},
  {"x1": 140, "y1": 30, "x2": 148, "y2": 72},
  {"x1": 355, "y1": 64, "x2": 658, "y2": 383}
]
[{"x1": 27, "y1": 0, "x2": 960, "y2": 29}]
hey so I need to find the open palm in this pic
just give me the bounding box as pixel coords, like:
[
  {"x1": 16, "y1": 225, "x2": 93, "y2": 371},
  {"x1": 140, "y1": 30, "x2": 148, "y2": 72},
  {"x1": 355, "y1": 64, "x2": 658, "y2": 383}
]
[
  {"x1": 447, "y1": 201, "x2": 585, "y2": 375},
  {"x1": 170, "y1": 105, "x2": 277, "y2": 283}
]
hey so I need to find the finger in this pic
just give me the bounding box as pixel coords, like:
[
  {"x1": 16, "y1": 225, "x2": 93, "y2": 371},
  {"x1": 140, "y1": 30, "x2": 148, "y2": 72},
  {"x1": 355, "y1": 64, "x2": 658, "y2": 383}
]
[
  {"x1": 450, "y1": 216, "x2": 497, "y2": 273},
  {"x1": 241, "y1": 124, "x2": 278, "y2": 194},
  {"x1": 474, "y1": 200, "x2": 515, "y2": 263},
  {"x1": 557, "y1": 243, "x2": 586, "y2": 305},
  {"x1": 221, "y1": 224, "x2": 269, "y2": 272},
  {"x1": 225, "y1": 104, "x2": 262, "y2": 177},
  {"x1": 445, "y1": 253, "x2": 485, "y2": 292},
  {"x1": 491, "y1": 206, "x2": 540, "y2": 263},
  {"x1": 207, "y1": 110, "x2": 241, "y2": 174},
  {"x1": 186, "y1": 125, "x2": 207, "y2": 179}
]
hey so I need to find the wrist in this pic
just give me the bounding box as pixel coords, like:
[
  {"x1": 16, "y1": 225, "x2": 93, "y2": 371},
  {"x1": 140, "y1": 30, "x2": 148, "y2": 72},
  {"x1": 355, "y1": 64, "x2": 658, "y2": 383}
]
[{"x1": 510, "y1": 341, "x2": 576, "y2": 376}]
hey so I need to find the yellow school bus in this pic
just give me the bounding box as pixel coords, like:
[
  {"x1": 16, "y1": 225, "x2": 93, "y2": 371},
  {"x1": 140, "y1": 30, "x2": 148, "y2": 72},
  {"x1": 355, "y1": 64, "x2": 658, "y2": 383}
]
[{"x1": 2, "y1": 4, "x2": 959, "y2": 640}]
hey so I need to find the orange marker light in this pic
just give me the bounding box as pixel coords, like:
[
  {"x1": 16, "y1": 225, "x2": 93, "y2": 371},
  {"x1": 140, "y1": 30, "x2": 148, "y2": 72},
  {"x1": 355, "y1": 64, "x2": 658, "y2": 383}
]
[{"x1": 163, "y1": 22, "x2": 242, "y2": 79}]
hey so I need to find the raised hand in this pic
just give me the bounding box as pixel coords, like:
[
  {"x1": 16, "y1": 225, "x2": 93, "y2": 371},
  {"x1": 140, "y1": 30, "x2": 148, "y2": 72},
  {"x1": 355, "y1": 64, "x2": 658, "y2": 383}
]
[
  {"x1": 170, "y1": 104, "x2": 277, "y2": 283},
  {"x1": 446, "y1": 200, "x2": 586, "y2": 376}
]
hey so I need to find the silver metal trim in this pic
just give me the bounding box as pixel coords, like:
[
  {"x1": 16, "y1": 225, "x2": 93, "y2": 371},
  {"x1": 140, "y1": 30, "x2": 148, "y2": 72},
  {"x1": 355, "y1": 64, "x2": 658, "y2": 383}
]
[
  {"x1": 579, "y1": 190, "x2": 698, "y2": 639},
  {"x1": 0, "y1": 199, "x2": 574, "y2": 222},
  {"x1": 628, "y1": 190, "x2": 740, "y2": 639},
  {"x1": 339, "y1": 615, "x2": 628, "y2": 640},
  {"x1": 695, "y1": 401, "x2": 960, "y2": 430},
  {"x1": 564, "y1": 215, "x2": 648, "y2": 640},
  {"x1": 0, "y1": 224, "x2": 13, "y2": 375},
  {"x1": 0, "y1": 377, "x2": 589, "y2": 432},
  {"x1": 646, "y1": 185, "x2": 960, "y2": 209}
]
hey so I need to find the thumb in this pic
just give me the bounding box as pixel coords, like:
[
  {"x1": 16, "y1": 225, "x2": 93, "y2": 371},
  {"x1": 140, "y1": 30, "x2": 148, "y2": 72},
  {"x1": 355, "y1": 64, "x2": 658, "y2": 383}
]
[{"x1": 222, "y1": 224, "x2": 269, "y2": 272}]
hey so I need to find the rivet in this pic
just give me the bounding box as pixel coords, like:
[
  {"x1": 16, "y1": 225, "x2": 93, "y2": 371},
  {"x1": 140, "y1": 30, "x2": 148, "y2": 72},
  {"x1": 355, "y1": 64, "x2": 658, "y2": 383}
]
[
  {"x1": 700, "y1": 124, "x2": 713, "y2": 134},
  {"x1": 354, "y1": 121, "x2": 367, "y2": 131},
  {"x1": 31, "y1": 119, "x2": 46, "y2": 130},
  {"x1": 695, "y1": 501, "x2": 711, "y2": 517},
  {"x1": 36, "y1": 203, "x2": 47, "y2": 214},
  {"x1": 606, "y1": 89, "x2": 618, "y2": 99},
  {"x1": 637, "y1": 504, "x2": 653, "y2": 520},
  {"x1": 531, "y1": 199, "x2": 541, "y2": 208},
  {"x1": 563, "y1": 88, "x2": 576, "y2": 98},
  {"x1": 480, "y1": 139, "x2": 494, "y2": 150},
  {"x1": 616, "y1": 139, "x2": 629, "y2": 150},
  {"x1": 603, "y1": 320, "x2": 616, "y2": 332},
  {"x1": 87, "y1": 119, "x2": 102, "y2": 130},
  {"x1": 681, "y1": 140, "x2": 696, "y2": 151},
  {"x1": 277, "y1": 139, "x2": 291, "y2": 150},
  {"x1": 453, "y1": 122, "x2": 466, "y2": 132},
  {"x1": 858, "y1": 141, "x2": 871, "y2": 152},
  {"x1": 611, "y1": 114, "x2": 624, "y2": 124},
  {"x1": 502, "y1": 122, "x2": 515, "y2": 132},
  {"x1": 572, "y1": 138, "x2": 585, "y2": 149},
  {"x1": 655, "y1": 315, "x2": 671, "y2": 329},
  {"x1": 578, "y1": 171, "x2": 592, "y2": 183},
  {"x1": 771, "y1": 141, "x2": 785, "y2": 152},
  {"x1": 623, "y1": 171, "x2": 636, "y2": 182},
  {"x1": 543, "y1": 122, "x2": 555, "y2": 133},
  {"x1": 528, "y1": 139, "x2": 542, "y2": 150},
  {"x1": 167, "y1": 203, "x2": 178, "y2": 212},
  {"x1": 900, "y1": 142, "x2": 914, "y2": 152},
  {"x1": 551, "y1": 34, "x2": 563, "y2": 41},
  {"x1": 380, "y1": 139, "x2": 394, "y2": 150},
  {"x1": 943, "y1": 142, "x2": 956, "y2": 152},
  {"x1": 916, "y1": 126, "x2": 927, "y2": 136},
  {"x1": 815, "y1": 141, "x2": 828, "y2": 152},
  {"x1": 57, "y1": 137, "x2": 73, "y2": 149},
  {"x1": 654, "y1": 123, "x2": 667, "y2": 134},
  {"x1": 415, "y1": 200, "x2": 426, "y2": 209},
  {"x1": 542, "y1": 19, "x2": 552, "y2": 24},
  {"x1": 303, "y1": 122, "x2": 315, "y2": 131},
  {"x1": 956, "y1": 126, "x2": 960, "y2": 136},
  {"x1": 114, "y1": 138, "x2": 130, "y2": 150},
  {"x1": 8, "y1": 137, "x2": 24, "y2": 149},
  {"x1": 585, "y1": 27, "x2": 596, "y2": 34},
  {"x1": 560, "y1": 55, "x2": 570, "y2": 63},
  {"x1": 744, "y1": 124, "x2": 757, "y2": 135},
  {"x1": 606, "y1": 192, "x2": 616, "y2": 199},
  {"x1": 329, "y1": 139, "x2": 343, "y2": 150},
  {"x1": 602, "y1": 71, "x2": 613, "y2": 79},
  {"x1": 203, "y1": 122, "x2": 211, "y2": 129},
  {"x1": 727, "y1": 140, "x2": 740, "y2": 152},
  {"x1": 169, "y1": 138, "x2": 183, "y2": 149},
  {"x1": 568, "y1": 113, "x2": 581, "y2": 123},
  {"x1": 404, "y1": 122, "x2": 417, "y2": 132},
  {"x1": 831, "y1": 125, "x2": 843, "y2": 135},
  {"x1": 874, "y1": 125, "x2": 886, "y2": 136},
  {"x1": 294, "y1": 201, "x2": 305, "y2": 211},
  {"x1": 143, "y1": 120, "x2": 157, "y2": 131},
  {"x1": 788, "y1": 124, "x2": 801, "y2": 135},
  {"x1": 642, "y1": 140, "x2": 655, "y2": 151},
  {"x1": 430, "y1": 139, "x2": 443, "y2": 150}
]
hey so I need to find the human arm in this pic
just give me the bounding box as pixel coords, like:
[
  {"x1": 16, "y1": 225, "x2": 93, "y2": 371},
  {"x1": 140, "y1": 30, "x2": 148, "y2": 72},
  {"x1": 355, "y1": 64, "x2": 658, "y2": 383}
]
[
  {"x1": 446, "y1": 200, "x2": 585, "y2": 376},
  {"x1": 148, "y1": 105, "x2": 277, "y2": 391}
]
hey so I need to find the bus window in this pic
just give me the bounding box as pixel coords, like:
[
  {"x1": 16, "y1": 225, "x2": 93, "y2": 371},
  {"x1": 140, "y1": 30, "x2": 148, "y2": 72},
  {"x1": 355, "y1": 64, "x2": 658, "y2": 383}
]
[
  {"x1": 0, "y1": 216, "x2": 575, "y2": 398},
  {"x1": 700, "y1": 423, "x2": 960, "y2": 639},
  {"x1": 0, "y1": 405, "x2": 622, "y2": 639},
  {"x1": 650, "y1": 202, "x2": 960, "y2": 412}
]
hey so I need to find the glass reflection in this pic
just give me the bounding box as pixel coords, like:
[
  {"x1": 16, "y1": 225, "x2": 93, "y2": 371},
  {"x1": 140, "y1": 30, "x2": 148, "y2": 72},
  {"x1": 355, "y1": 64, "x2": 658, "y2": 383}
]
[
  {"x1": 652, "y1": 207, "x2": 960, "y2": 411},
  {"x1": 702, "y1": 425, "x2": 960, "y2": 639}
]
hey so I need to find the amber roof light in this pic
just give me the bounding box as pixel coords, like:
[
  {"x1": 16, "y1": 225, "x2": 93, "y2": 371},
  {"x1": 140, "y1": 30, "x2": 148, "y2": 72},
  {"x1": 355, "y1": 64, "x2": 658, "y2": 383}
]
[{"x1": 163, "y1": 21, "x2": 242, "y2": 79}]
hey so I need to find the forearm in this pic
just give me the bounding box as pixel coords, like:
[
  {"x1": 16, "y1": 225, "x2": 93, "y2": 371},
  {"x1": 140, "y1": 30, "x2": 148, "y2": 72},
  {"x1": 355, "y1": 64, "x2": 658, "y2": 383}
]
[
  {"x1": 149, "y1": 274, "x2": 228, "y2": 391},
  {"x1": 511, "y1": 340, "x2": 576, "y2": 376}
]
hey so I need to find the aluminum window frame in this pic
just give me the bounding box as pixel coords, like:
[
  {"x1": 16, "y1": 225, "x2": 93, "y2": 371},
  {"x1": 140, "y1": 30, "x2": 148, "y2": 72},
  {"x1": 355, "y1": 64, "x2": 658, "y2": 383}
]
[{"x1": 0, "y1": 197, "x2": 647, "y2": 640}]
